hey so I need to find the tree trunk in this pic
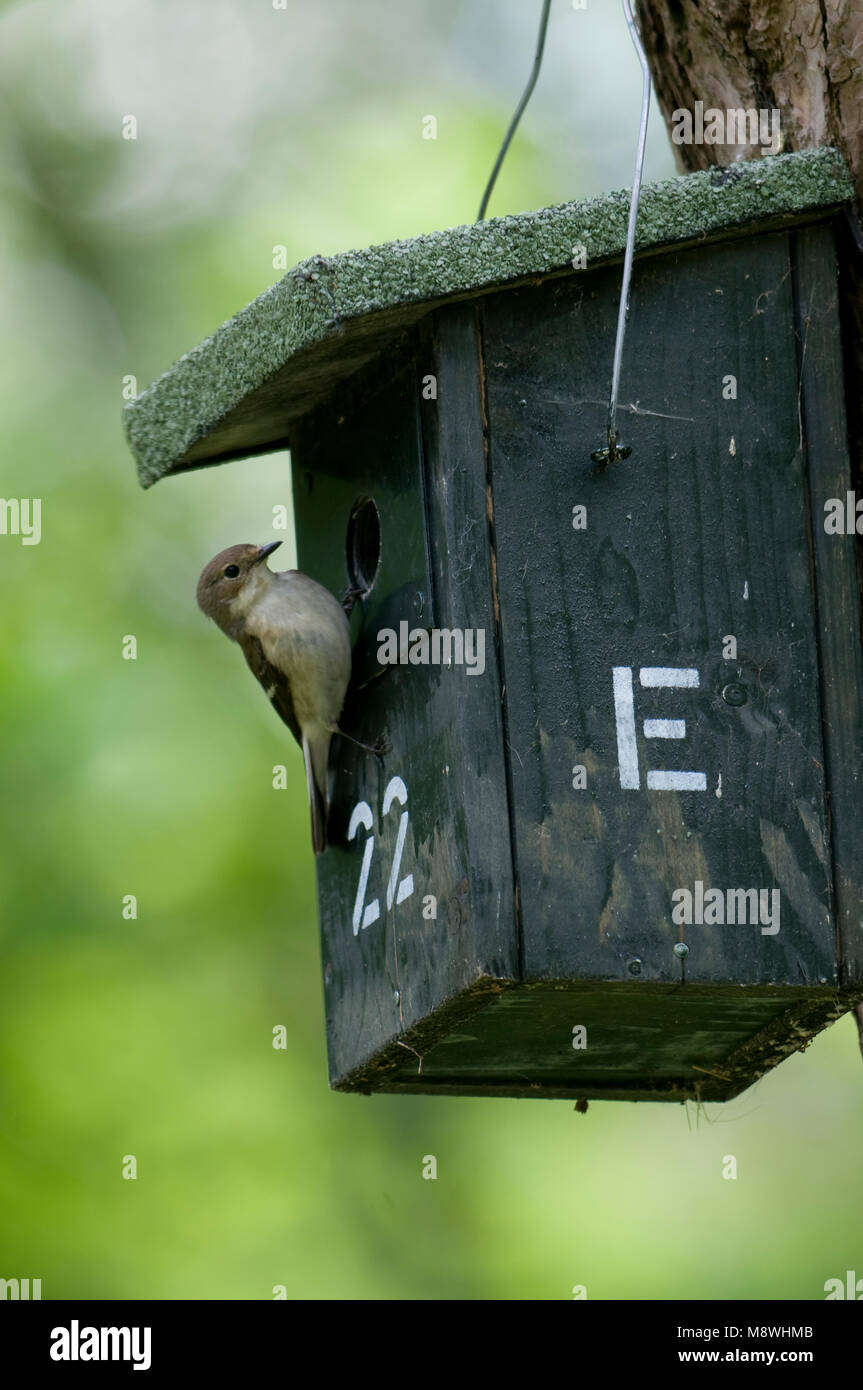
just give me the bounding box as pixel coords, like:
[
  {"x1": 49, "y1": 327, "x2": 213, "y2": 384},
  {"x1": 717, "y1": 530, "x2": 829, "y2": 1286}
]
[
  {"x1": 636, "y1": 0, "x2": 863, "y2": 1055},
  {"x1": 636, "y1": 1, "x2": 863, "y2": 191}
]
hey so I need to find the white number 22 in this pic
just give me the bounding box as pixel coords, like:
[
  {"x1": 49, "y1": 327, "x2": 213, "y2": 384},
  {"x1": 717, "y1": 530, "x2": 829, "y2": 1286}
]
[{"x1": 347, "y1": 775, "x2": 415, "y2": 937}]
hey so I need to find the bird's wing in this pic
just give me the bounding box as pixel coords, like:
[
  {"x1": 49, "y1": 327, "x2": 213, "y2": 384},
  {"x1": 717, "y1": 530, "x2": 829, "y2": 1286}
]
[{"x1": 239, "y1": 633, "x2": 302, "y2": 747}]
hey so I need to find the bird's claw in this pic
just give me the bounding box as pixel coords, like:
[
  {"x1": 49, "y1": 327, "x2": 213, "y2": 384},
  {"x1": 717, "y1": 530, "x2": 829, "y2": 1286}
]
[
  {"x1": 333, "y1": 726, "x2": 389, "y2": 765},
  {"x1": 369, "y1": 734, "x2": 389, "y2": 766},
  {"x1": 342, "y1": 585, "x2": 366, "y2": 617}
]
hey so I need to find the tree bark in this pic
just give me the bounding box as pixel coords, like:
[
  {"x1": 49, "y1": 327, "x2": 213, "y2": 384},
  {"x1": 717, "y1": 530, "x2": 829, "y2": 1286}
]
[{"x1": 636, "y1": 1, "x2": 863, "y2": 193}]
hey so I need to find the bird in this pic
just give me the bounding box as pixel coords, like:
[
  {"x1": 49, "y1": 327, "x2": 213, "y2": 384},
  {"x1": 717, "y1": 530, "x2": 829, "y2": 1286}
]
[{"x1": 196, "y1": 541, "x2": 353, "y2": 855}]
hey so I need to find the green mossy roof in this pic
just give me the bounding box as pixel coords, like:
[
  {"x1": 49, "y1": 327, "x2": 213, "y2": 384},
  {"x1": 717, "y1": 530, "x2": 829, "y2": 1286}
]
[{"x1": 125, "y1": 146, "x2": 853, "y2": 487}]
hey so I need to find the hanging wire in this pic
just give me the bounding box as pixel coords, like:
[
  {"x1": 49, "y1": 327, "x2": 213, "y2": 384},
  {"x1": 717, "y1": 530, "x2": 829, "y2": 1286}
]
[
  {"x1": 591, "y1": 0, "x2": 652, "y2": 464},
  {"x1": 474, "y1": 0, "x2": 651, "y2": 463},
  {"x1": 476, "y1": 0, "x2": 552, "y2": 222}
]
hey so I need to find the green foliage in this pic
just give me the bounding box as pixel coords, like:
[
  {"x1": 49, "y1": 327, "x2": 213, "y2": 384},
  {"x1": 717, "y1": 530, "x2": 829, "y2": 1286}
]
[{"x1": 0, "y1": 0, "x2": 860, "y2": 1303}]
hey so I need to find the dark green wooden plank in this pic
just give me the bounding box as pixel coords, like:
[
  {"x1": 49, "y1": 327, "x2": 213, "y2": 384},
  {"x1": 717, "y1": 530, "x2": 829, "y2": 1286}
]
[
  {"x1": 793, "y1": 223, "x2": 863, "y2": 984},
  {"x1": 291, "y1": 353, "x2": 430, "y2": 1085},
  {"x1": 481, "y1": 230, "x2": 835, "y2": 990},
  {"x1": 291, "y1": 328, "x2": 515, "y2": 1088},
  {"x1": 418, "y1": 303, "x2": 517, "y2": 980},
  {"x1": 374, "y1": 982, "x2": 858, "y2": 1101}
]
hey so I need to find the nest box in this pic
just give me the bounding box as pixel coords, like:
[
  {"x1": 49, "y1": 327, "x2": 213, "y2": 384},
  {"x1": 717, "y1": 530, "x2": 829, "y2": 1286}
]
[{"x1": 126, "y1": 148, "x2": 863, "y2": 1103}]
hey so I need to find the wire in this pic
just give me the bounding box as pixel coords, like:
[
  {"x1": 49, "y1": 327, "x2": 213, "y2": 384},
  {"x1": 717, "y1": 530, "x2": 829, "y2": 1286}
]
[
  {"x1": 592, "y1": 0, "x2": 652, "y2": 464},
  {"x1": 474, "y1": 0, "x2": 652, "y2": 466},
  {"x1": 476, "y1": 0, "x2": 553, "y2": 222}
]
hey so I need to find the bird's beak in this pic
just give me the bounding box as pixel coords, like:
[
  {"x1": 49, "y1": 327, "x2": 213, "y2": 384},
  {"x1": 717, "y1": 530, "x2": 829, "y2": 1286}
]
[{"x1": 254, "y1": 541, "x2": 282, "y2": 565}]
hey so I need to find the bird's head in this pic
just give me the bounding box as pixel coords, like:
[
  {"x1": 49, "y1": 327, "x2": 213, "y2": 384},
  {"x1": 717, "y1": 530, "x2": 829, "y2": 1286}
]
[{"x1": 196, "y1": 541, "x2": 282, "y2": 636}]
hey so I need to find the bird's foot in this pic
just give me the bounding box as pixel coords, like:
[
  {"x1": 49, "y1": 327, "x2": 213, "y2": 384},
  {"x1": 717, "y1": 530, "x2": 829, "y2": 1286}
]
[
  {"x1": 342, "y1": 584, "x2": 366, "y2": 617},
  {"x1": 366, "y1": 733, "x2": 389, "y2": 767},
  {"x1": 335, "y1": 727, "x2": 389, "y2": 766}
]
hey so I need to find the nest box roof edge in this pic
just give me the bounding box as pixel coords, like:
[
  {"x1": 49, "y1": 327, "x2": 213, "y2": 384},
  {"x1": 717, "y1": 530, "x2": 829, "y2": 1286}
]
[{"x1": 125, "y1": 146, "x2": 853, "y2": 489}]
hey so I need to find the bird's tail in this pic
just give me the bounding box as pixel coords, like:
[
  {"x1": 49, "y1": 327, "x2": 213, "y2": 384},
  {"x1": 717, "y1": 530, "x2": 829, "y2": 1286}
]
[{"x1": 303, "y1": 734, "x2": 328, "y2": 856}]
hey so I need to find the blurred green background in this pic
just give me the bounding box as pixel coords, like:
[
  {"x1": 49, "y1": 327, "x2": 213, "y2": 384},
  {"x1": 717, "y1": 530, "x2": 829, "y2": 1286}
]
[{"x1": 1, "y1": 0, "x2": 861, "y2": 1301}]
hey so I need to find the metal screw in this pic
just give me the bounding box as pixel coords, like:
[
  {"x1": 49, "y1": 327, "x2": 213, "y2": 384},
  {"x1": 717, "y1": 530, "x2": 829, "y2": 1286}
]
[
  {"x1": 413, "y1": 592, "x2": 424, "y2": 617},
  {"x1": 393, "y1": 989, "x2": 401, "y2": 1005},
  {"x1": 673, "y1": 942, "x2": 689, "y2": 958},
  {"x1": 722, "y1": 682, "x2": 747, "y2": 706},
  {"x1": 627, "y1": 958, "x2": 643, "y2": 976}
]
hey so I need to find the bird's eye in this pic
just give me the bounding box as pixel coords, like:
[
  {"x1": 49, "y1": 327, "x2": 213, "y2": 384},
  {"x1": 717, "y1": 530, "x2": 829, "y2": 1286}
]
[{"x1": 224, "y1": 564, "x2": 240, "y2": 578}]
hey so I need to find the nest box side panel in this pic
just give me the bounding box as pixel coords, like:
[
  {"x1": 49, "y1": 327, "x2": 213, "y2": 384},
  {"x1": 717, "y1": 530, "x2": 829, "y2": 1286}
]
[
  {"x1": 481, "y1": 227, "x2": 843, "y2": 993},
  {"x1": 794, "y1": 224, "x2": 863, "y2": 986},
  {"x1": 290, "y1": 336, "x2": 516, "y2": 1090}
]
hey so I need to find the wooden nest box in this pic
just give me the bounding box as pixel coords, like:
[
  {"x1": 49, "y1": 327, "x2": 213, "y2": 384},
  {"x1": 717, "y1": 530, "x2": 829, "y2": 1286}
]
[{"x1": 126, "y1": 148, "x2": 863, "y2": 1102}]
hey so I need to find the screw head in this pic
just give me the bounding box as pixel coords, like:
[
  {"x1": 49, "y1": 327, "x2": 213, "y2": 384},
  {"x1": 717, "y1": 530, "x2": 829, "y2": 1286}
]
[
  {"x1": 393, "y1": 989, "x2": 401, "y2": 1005},
  {"x1": 722, "y1": 682, "x2": 747, "y2": 707},
  {"x1": 413, "y1": 592, "x2": 424, "y2": 616},
  {"x1": 627, "y1": 958, "x2": 643, "y2": 977},
  {"x1": 673, "y1": 942, "x2": 689, "y2": 958}
]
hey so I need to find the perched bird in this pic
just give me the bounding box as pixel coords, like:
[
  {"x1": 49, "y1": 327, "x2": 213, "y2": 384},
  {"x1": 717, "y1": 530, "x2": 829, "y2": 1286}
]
[{"x1": 196, "y1": 541, "x2": 352, "y2": 855}]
